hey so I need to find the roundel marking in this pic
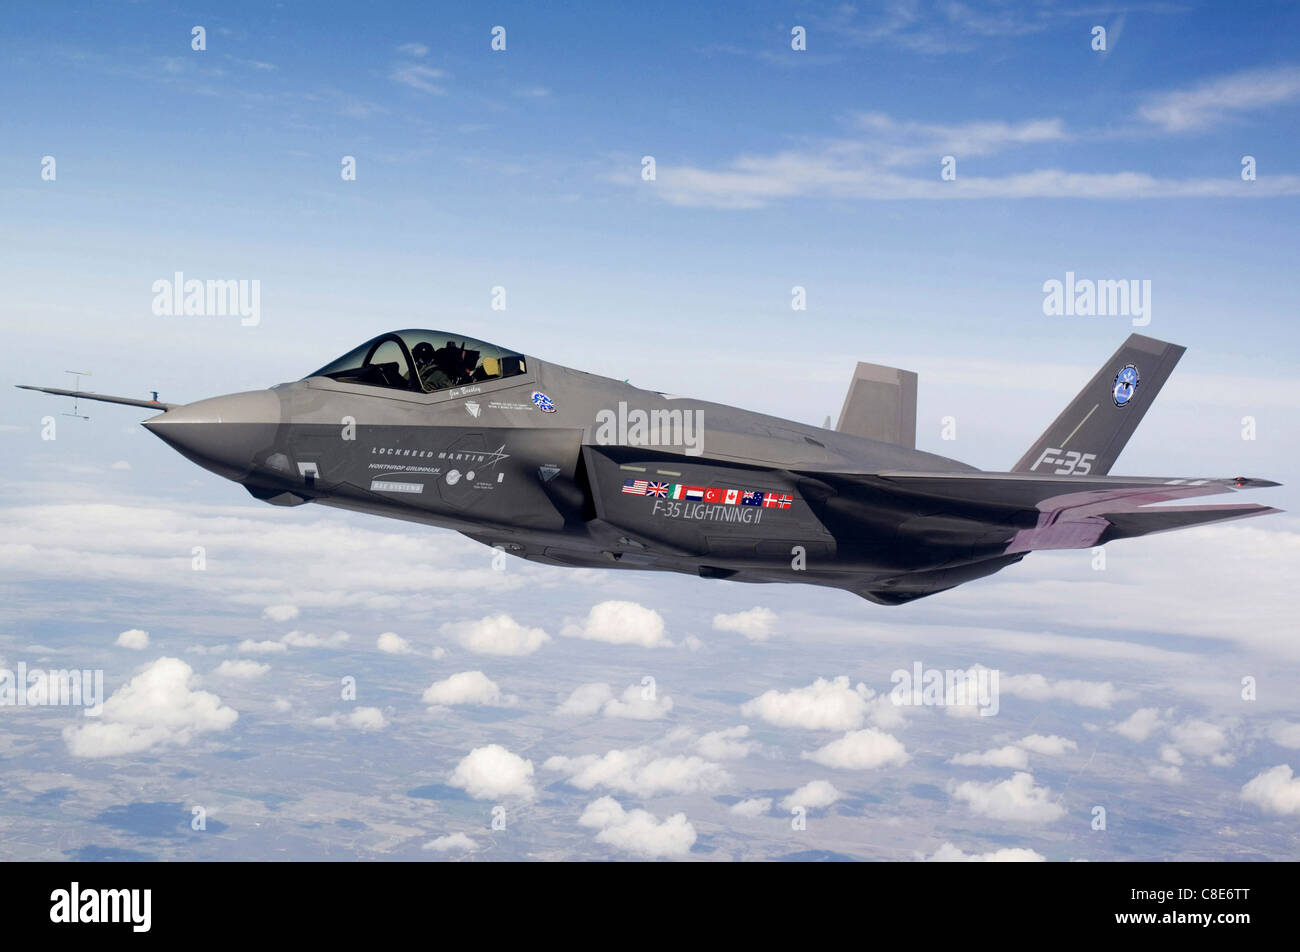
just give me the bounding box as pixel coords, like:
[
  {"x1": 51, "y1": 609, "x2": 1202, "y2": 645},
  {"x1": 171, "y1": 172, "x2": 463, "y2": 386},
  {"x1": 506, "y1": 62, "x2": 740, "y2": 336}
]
[{"x1": 1112, "y1": 364, "x2": 1139, "y2": 407}]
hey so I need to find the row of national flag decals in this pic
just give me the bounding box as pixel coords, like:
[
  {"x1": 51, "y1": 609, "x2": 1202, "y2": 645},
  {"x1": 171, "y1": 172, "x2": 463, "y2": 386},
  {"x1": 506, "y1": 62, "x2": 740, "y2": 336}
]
[{"x1": 621, "y1": 479, "x2": 794, "y2": 509}]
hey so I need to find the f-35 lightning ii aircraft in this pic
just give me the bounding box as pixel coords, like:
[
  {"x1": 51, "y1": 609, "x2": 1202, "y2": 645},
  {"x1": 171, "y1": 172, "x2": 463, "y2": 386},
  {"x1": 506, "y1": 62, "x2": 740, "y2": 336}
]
[{"x1": 19, "y1": 330, "x2": 1280, "y2": 604}]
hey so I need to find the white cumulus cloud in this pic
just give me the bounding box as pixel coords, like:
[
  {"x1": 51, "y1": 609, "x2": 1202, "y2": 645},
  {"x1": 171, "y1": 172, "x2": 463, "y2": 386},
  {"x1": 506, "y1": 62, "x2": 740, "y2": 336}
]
[
  {"x1": 696, "y1": 725, "x2": 754, "y2": 760},
  {"x1": 554, "y1": 680, "x2": 673, "y2": 720},
  {"x1": 1241, "y1": 764, "x2": 1300, "y2": 816},
  {"x1": 742, "y1": 676, "x2": 882, "y2": 731},
  {"x1": 115, "y1": 629, "x2": 149, "y2": 650},
  {"x1": 1113, "y1": 707, "x2": 1165, "y2": 742},
  {"x1": 730, "y1": 797, "x2": 772, "y2": 818},
  {"x1": 952, "y1": 772, "x2": 1065, "y2": 824},
  {"x1": 423, "y1": 832, "x2": 478, "y2": 852},
  {"x1": 1268, "y1": 723, "x2": 1300, "y2": 750},
  {"x1": 561, "y1": 601, "x2": 670, "y2": 648},
  {"x1": 1017, "y1": 734, "x2": 1078, "y2": 756},
  {"x1": 602, "y1": 682, "x2": 673, "y2": 720},
  {"x1": 212, "y1": 659, "x2": 270, "y2": 679},
  {"x1": 312, "y1": 707, "x2": 387, "y2": 731},
  {"x1": 544, "y1": 746, "x2": 729, "y2": 797},
  {"x1": 442, "y1": 613, "x2": 550, "y2": 656},
  {"x1": 712, "y1": 606, "x2": 777, "y2": 641},
  {"x1": 1000, "y1": 673, "x2": 1128, "y2": 709},
  {"x1": 925, "y1": 842, "x2": 1045, "y2": 862},
  {"x1": 578, "y1": 797, "x2": 695, "y2": 858},
  {"x1": 448, "y1": 744, "x2": 536, "y2": 800},
  {"x1": 556, "y1": 682, "x2": 614, "y2": 717},
  {"x1": 376, "y1": 631, "x2": 412, "y2": 654},
  {"x1": 1168, "y1": 718, "x2": 1235, "y2": 766},
  {"x1": 422, "y1": 671, "x2": 515, "y2": 708},
  {"x1": 781, "y1": 779, "x2": 843, "y2": 812},
  {"x1": 63, "y1": 657, "x2": 237, "y2": 758},
  {"x1": 282, "y1": 630, "x2": 350, "y2": 649},
  {"x1": 804, "y1": 728, "x2": 909, "y2": 769}
]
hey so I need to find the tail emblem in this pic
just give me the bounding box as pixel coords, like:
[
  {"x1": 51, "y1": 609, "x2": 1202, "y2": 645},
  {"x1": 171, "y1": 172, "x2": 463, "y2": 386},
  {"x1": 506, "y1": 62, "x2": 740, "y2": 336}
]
[{"x1": 1112, "y1": 364, "x2": 1140, "y2": 407}]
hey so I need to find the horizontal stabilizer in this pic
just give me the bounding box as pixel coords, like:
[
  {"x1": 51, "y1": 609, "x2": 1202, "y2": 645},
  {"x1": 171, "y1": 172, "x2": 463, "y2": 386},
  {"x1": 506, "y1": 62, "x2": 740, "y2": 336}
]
[
  {"x1": 1007, "y1": 501, "x2": 1278, "y2": 552},
  {"x1": 870, "y1": 470, "x2": 1279, "y2": 511},
  {"x1": 1100, "y1": 504, "x2": 1282, "y2": 542},
  {"x1": 836, "y1": 362, "x2": 917, "y2": 448},
  {"x1": 824, "y1": 469, "x2": 1281, "y2": 554}
]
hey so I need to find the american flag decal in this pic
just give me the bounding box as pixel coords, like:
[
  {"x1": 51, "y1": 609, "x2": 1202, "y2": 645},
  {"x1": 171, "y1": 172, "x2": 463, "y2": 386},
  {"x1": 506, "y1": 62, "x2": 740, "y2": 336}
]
[{"x1": 622, "y1": 479, "x2": 649, "y2": 496}]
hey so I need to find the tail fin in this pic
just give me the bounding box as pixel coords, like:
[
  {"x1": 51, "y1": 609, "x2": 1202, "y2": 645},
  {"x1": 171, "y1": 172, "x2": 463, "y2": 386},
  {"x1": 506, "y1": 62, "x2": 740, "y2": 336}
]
[
  {"x1": 1012, "y1": 334, "x2": 1184, "y2": 476},
  {"x1": 836, "y1": 362, "x2": 918, "y2": 447}
]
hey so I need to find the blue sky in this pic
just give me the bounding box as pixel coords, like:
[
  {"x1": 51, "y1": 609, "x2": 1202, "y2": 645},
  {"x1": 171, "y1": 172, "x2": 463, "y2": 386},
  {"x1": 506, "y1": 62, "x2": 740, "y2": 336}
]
[
  {"x1": 2, "y1": 3, "x2": 1298, "y2": 424},
  {"x1": 1, "y1": 1, "x2": 1298, "y2": 861}
]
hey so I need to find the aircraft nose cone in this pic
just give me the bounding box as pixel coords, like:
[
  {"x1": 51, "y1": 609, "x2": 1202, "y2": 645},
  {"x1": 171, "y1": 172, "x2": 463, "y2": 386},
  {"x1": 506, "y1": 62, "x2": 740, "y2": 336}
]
[{"x1": 143, "y1": 389, "x2": 282, "y2": 481}]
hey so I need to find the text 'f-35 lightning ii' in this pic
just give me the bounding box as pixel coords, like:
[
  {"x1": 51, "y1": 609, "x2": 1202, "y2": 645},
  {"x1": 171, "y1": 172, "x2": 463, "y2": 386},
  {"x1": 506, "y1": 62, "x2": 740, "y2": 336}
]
[{"x1": 19, "y1": 330, "x2": 1280, "y2": 604}]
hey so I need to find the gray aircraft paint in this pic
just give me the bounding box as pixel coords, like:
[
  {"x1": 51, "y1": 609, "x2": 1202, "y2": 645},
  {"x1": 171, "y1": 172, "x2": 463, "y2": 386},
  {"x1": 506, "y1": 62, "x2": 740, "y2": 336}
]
[{"x1": 19, "y1": 331, "x2": 1281, "y2": 605}]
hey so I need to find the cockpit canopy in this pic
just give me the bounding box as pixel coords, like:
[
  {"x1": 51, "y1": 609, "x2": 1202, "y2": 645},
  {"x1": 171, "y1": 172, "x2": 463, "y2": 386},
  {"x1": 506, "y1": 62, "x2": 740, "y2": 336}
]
[{"x1": 307, "y1": 330, "x2": 527, "y2": 394}]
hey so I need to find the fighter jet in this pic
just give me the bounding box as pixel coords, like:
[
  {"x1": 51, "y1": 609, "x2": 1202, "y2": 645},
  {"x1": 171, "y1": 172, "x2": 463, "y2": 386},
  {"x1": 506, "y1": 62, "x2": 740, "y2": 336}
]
[{"x1": 19, "y1": 330, "x2": 1280, "y2": 604}]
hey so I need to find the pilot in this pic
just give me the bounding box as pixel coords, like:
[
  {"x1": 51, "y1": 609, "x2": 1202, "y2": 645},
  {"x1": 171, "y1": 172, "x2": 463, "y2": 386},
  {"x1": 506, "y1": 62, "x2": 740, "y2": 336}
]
[
  {"x1": 440, "y1": 342, "x2": 476, "y2": 386},
  {"x1": 413, "y1": 341, "x2": 453, "y2": 392},
  {"x1": 458, "y1": 350, "x2": 482, "y2": 384}
]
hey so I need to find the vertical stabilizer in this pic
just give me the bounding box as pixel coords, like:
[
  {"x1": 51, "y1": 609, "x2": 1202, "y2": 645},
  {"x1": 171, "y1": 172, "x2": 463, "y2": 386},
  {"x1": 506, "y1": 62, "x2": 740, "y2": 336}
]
[
  {"x1": 1012, "y1": 334, "x2": 1184, "y2": 476},
  {"x1": 836, "y1": 362, "x2": 917, "y2": 448}
]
